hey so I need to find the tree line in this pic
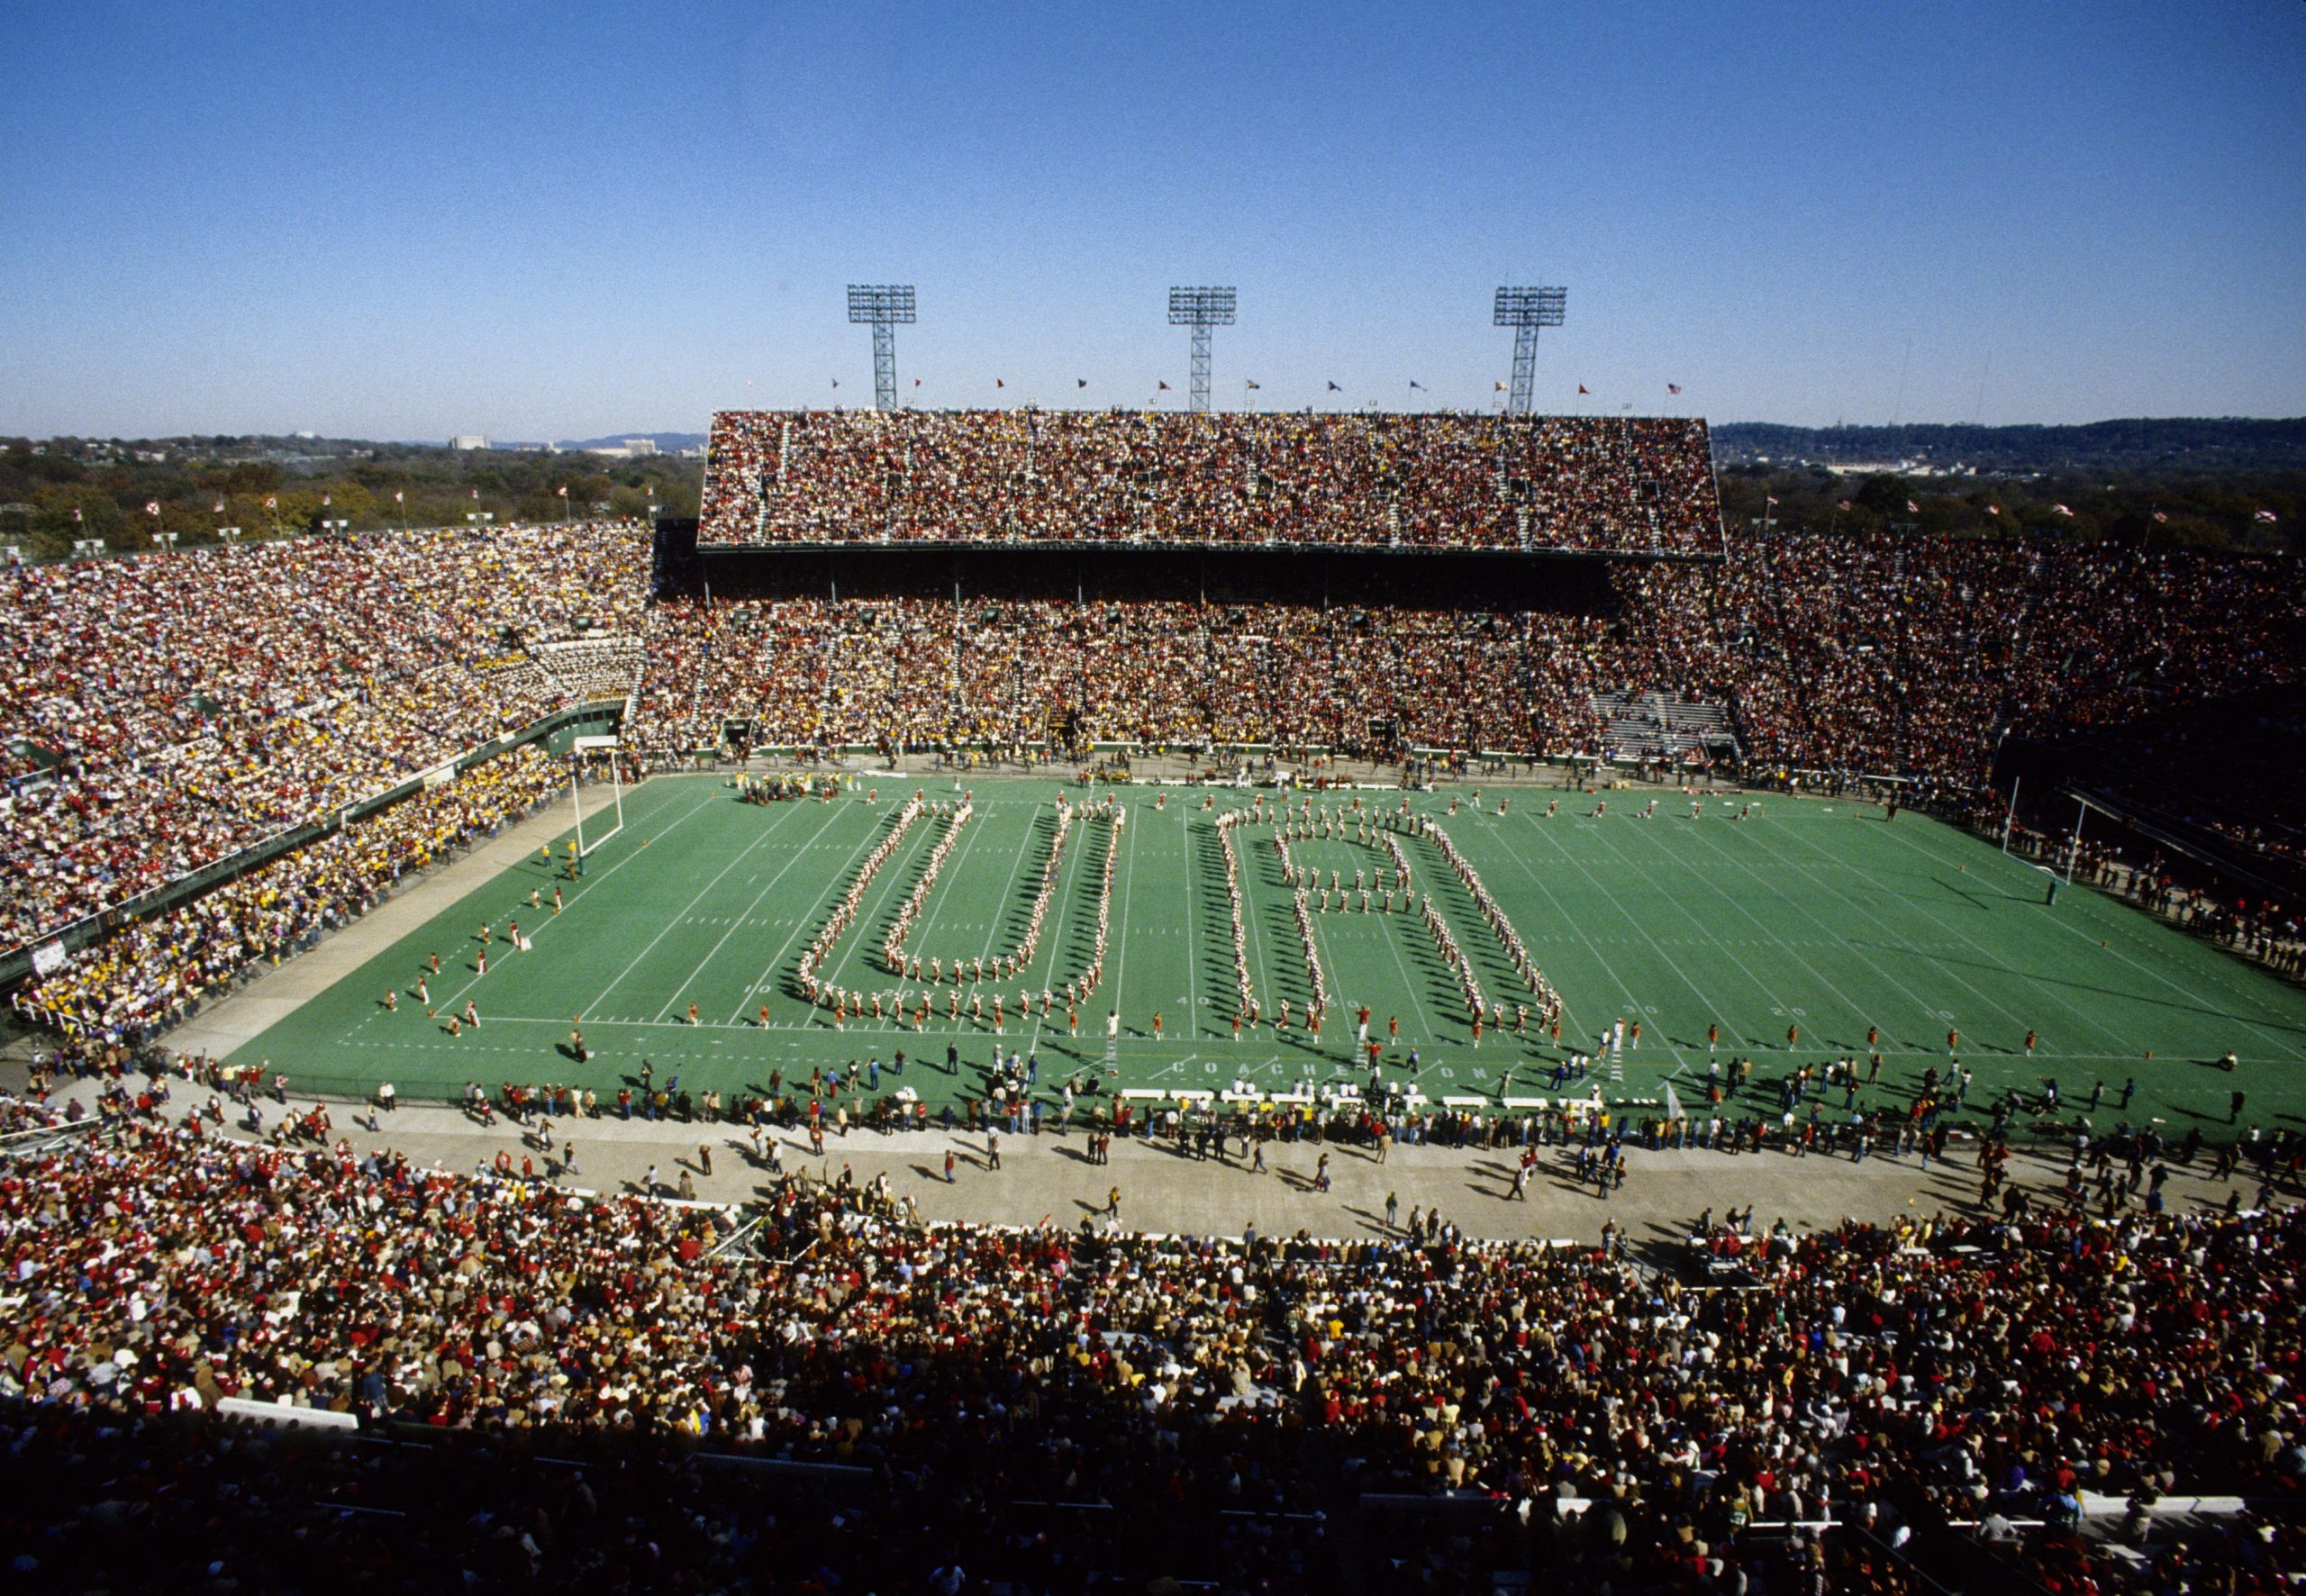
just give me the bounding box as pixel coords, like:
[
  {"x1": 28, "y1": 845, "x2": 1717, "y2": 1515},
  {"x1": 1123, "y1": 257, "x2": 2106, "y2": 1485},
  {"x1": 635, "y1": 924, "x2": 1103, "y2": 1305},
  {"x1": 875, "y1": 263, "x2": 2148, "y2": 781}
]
[
  {"x1": 1715, "y1": 463, "x2": 2300, "y2": 554},
  {"x1": 0, "y1": 436, "x2": 702, "y2": 559}
]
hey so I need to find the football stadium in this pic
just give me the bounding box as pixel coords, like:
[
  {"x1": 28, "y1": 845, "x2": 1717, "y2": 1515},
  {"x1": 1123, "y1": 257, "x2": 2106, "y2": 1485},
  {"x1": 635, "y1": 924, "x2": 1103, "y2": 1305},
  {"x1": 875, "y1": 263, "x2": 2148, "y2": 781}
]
[
  {"x1": 8, "y1": 8, "x2": 2306, "y2": 1594},
  {"x1": 8, "y1": 399, "x2": 2306, "y2": 1591}
]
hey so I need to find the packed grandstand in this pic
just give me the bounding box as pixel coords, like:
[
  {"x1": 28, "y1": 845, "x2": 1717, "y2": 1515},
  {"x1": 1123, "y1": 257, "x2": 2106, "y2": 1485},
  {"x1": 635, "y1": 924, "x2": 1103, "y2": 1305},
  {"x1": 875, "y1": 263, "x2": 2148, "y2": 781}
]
[
  {"x1": 5, "y1": 411, "x2": 2304, "y2": 1593},
  {"x1": 699, "y1": 408, "x2": 1728, "y2": 554}
]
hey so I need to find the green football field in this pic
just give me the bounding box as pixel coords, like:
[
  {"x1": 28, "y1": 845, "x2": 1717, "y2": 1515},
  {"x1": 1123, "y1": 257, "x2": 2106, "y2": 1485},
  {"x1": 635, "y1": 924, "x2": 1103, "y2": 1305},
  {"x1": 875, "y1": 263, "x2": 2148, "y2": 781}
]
[{"x1": 232, "y1": 774, "x2": 2306, "y2": 1129}]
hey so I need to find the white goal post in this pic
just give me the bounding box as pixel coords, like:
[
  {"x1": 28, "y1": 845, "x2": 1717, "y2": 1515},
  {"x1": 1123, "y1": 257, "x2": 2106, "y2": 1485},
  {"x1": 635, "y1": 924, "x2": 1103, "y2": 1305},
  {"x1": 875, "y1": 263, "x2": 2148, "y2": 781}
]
[{"x1": 570, "y1": 738, "x2": 625, "y2": 859}]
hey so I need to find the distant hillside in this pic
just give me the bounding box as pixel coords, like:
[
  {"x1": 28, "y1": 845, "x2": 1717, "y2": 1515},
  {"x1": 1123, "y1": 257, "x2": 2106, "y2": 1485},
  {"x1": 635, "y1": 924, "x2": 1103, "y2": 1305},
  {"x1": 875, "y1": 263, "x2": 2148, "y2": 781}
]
[{"x1": 1712, "y1": 417, "x2": 2306, "y2": 474}]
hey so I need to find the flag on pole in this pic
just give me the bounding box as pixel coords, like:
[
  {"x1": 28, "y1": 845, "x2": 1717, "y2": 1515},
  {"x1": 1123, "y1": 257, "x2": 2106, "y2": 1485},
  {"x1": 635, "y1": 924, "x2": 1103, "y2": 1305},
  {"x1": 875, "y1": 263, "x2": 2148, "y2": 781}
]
[
  {"x1": 1986, "y1": 504, "x2": 2001, "y2": 516},
  {"x1": 72, "y1": 506, "x2": 83, "y2": 523},
  {"x1": 1765, "y1": 495, "x2": 1780, "y2": 506},
  {"x1": 322, "y1": 494, "x2": 331, "y2": 506},
  {"x1": 1577, "y1": 384, "x2": 1590, "y2": 395},
  {"x1": 2256, "y1": 509, "x2": 2280, "y2": 523},
  {"x1": 2051, "y1": 503, "x2": 2074, "y2": 517},
  {"x1": 1666, "y1": 383, "x2": 1683, "y2": 395},
  {"x1": 394, "y1": 490, "x2": 404, "y2": 503},
  {"x1": 145, "y1": 501, "x2": 159, "y2": 515},
  {"x1": 213, "y1": 501, "x2": 225, "y2": 513},
  {"x1": 265, "y1": 496, "x2": 277, "y2": 510},
  {"x1": 1836, "y1": 499, "x2": 1853, "y2": 512},
  {"x1": 1327, "y1": 381, "x2": 1340, "y2": 392},
  {"x1": 913, "y1": 377, "x2": 921, "y2": 387},
  {"x1": 1494, "y1": 381, "x2": 1507, "y2": 392},
  {"x1": 1906, "y1": 500, "x2": 1920, "y2": 512},
  {"x1": 995, "y1": 377, "x2": 1003, "y2": 388},
  {"x1": 1246, "y1": 380, "x2": 1260, "y2": 391},
  {"x1": 831, "y1": 378, "x2": 840, "y2": 388},
  {"x1": 1158, "y1": 380, "x2": 1170, "y2": 391},
  {"x1": 557, "y1": 485, "x2": 567, "y2": 497},
  {"x1": 1076, "y1": 378, "x2": 1087, "y2": 388},
  {"x1": 2152, "y1": 511, "x2": 2168, "y2": 524},
  {"x1": 1409, "y1": 380, "x2": 1424, "y2": 390}
]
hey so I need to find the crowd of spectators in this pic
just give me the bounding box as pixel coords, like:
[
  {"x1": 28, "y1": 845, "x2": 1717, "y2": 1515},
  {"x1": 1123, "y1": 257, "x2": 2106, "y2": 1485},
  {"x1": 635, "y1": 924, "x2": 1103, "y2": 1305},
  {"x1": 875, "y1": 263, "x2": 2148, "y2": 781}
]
[
  {"x1": 1712, "y1": 532, "x2": 2305, "y2": 786},
  {"x1": 9, "y1": 746, "x2": 567, "y2": 1045},
  {"x1": 700, "y1": 408, "x2": 1726, "y2": 555},
  {"x1": 631, "y1": 593, "x2": 1648, "y2": 757},
  {"x1": 634, "y1": 530, "x2": 2303, "y2": 810},
  {"x1": 0, "y1": 521, "x2": 648, "y2": 954},
  {"x1": 5, "y1": 1093, "x2": 2303, "y2": 1591}
]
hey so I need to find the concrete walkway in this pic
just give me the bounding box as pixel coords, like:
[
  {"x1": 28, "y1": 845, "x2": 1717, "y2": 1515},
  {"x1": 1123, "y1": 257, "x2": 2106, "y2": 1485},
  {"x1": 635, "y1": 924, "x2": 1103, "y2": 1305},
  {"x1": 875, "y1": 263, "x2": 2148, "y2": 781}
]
[{"x1": 131, "y1": 1087, "x2": 2262, "y2": 1256}]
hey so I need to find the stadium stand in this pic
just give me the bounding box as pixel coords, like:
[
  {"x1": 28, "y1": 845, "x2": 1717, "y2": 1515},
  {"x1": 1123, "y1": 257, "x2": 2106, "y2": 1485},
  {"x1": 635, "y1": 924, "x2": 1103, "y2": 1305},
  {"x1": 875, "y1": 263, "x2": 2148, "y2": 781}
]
[
  {"x1": 699, "y1": 409, "x2": 1729, "y2": 556},
  {"x1": 6, "y1": 416, "x2": 2306, "y2": 1596},
  {"x1": 0, "y1": 521, "x2": 648, "y2": 956},
  {"x1": 5, "y1": 1102, "x2": 2304, "y2": 1592}
]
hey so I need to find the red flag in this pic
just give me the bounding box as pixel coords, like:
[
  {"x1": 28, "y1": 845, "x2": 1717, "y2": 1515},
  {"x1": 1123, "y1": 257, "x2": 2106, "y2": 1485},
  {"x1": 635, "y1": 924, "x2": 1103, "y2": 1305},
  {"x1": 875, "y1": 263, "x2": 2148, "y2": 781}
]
[
  {"x1": 1985, "y1": 504, "x2": 2001, "y2": 516},
  {"x1": 2151, "y1": 511, "x2": 2168, "y2": 524},
  {"x1": 2052, "y1": 503, "x2": 2074, "y2": 517},
  {"x1": 1577, "y1": 384, "x2": 1590, "y2": 395},
  {"x1": 1158, "y1": 380, "x2": 1170, "y2": 391},
  {"x1": 264, "y1": 496, "x2": 277, "y2": 510},
  {"x1": 913, "y1": 377, "x2": 921, "y2": 387},
  {"x1": 1905, "y1": 500, "x2": 1919, "y2": 512},
  {"x1": 145, "y1": 501, "x2": 160, "y2": 515},
  {"x1": 995, "y1": 377, "x2": 1003, "y2": 388}
]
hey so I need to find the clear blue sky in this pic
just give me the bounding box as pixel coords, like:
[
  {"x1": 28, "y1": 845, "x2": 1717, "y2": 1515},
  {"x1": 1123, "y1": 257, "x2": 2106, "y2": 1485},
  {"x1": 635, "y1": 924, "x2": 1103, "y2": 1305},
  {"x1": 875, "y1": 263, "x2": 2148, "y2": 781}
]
[{"x1": 2, "y1": 0, "x2": 2301, "y2": 440}]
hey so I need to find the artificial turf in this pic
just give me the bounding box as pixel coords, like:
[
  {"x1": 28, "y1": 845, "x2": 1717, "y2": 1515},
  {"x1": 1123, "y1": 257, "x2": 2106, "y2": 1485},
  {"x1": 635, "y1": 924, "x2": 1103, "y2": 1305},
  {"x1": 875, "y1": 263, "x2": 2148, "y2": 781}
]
[{"x1": 231, "y1": 775, "x2": 2306, "y2": 1131}]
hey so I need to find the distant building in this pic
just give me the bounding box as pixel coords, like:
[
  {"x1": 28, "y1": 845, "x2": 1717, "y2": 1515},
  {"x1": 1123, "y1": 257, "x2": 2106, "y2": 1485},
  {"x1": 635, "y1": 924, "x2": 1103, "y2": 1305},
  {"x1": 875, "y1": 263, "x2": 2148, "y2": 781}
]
[
  {"x1": 586, "y1": 438, "x2": 660, "y2": 459},
  {"x1": 449, "y1": 435, "x2": 492, "y2": 452}
]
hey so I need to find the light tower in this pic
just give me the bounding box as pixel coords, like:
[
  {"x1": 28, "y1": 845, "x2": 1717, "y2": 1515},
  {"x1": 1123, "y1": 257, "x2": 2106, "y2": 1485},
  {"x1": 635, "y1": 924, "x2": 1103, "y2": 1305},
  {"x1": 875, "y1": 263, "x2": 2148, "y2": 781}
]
[
  {"x1": 847, "y1": 284, "x2": 916, "y2": 412},
  {"x1": 1493, "y1": 286, "x2": 1566, "y2": 416},
  {"x1": 1167, "y1": 286, "x2": 1237, "y2": 414}
]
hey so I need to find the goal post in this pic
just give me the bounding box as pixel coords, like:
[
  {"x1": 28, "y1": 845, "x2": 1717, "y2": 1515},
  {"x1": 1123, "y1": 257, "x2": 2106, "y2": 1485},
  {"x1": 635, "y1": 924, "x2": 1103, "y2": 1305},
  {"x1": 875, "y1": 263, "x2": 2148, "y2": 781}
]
[{"x1": 570, "y1": 739, "x2": 625, "y2": 859}]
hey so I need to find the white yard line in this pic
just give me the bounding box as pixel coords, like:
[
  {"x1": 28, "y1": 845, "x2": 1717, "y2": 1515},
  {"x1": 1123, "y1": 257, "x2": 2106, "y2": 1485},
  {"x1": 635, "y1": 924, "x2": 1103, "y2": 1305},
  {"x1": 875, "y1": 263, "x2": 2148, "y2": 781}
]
[
  {"x1": 1721, "y1": 815, "x2": 2118, "y2": 1054},
  {"x1": 649, "y1": 800, "x2": 851, "y2": 1020},
  {"x1": 1859, "y1": 815, "x2": 2306, "y2": 1060},
  {"x1": 584, "y1": 795, "x2": 823, "y2": 1017},
  {"x1": 721, "y1": 802, "x2": 916, "y2": 1023},
  {"x1": 418, "y1": 780, "x2": 724, "y2": 1025}
]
